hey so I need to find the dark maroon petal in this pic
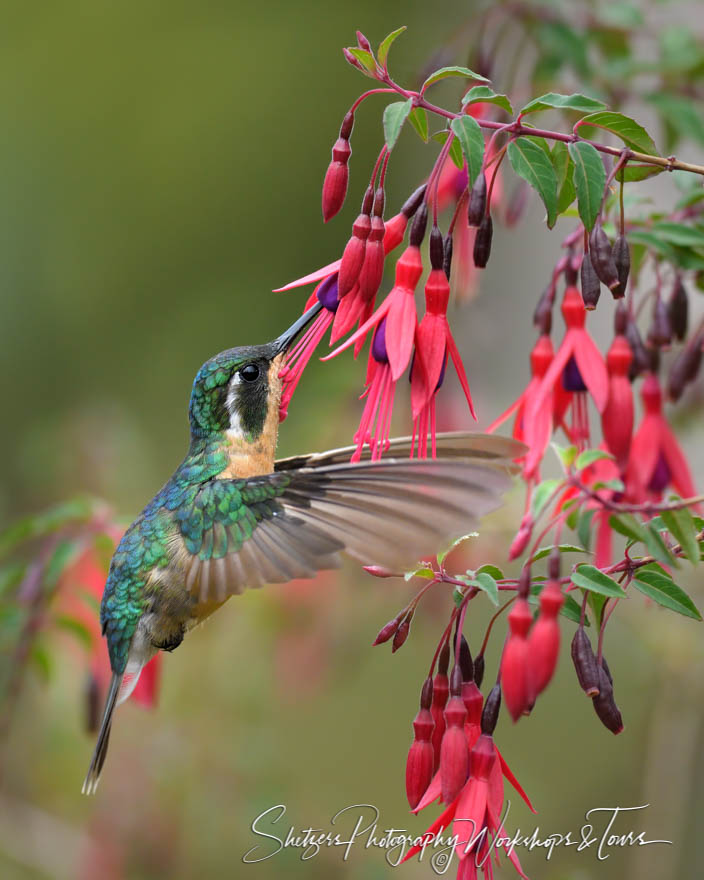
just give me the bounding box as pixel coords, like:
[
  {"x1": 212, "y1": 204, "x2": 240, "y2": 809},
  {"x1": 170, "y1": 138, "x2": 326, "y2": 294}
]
[
  {"x1": 648, "y1": 451, "x2": 671, "y2": 493},
  {"x1": 562, "y1": 354, "x2": 587, "y2": 392}
]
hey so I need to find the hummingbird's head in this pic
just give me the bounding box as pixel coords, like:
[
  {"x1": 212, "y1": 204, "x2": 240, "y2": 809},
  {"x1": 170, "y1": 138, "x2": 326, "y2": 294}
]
[{"x1": 188, "y1": 301, "x2": 323, "y2": 443}]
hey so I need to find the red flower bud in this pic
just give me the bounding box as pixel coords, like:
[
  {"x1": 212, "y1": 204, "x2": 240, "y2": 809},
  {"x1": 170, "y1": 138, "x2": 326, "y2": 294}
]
[
  {"x1": 592, "y1": 665, "x2": 624, "y2": 734},
  {"x1": 528, "y1": 580, "x2": 564, "y2": 694},
  {"x1": 358, "y1": 206, "x2": 385, "y2": 301},
  {"x1": 392, "y1": 614, "x2": 412, "y2": 652},
  {"x1": 430, "y1": 671, "x2": 449, "y2": 771},
  {"x1": 501, "y1": 598, "x2": 535, "y2": 721},
  {"x1": 337, "y1": 198, "x2": 372, "y2": 296},
  {"x1": 462, "y1": 680, "x2": 484, "y2": 729},
  {"x1": 382, "y1": 213, "x2": 407, "y2": 252},
  {"x1": 473, "y1": 214, "x2": 493, "y2": 268},
  {"x1": 322, "y1": 144, "x2": 351, "y2": 223},
  {"x1": 406, "y1": 678, "x2": 435, "y2": 808},
  {"x1": 602, "y1": 334, "x2": 634, "y2": 469},
  {"x1": 372, "y1": 616, "x2": 400, "y2": 645},
  {"x1": 508, "y1": 514, "x2": 533, "y2": 561},
  {"x1": 439, "y1": 694, "x2": 469, "y2": 802}
]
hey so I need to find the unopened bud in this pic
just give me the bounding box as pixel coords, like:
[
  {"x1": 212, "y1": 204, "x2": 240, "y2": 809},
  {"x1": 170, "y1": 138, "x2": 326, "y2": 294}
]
[
  {"x1": 356, "y1": 31, "x2": 372, "y2": 52},
  {"x1": 473, "y1": 653, "x2": 485, "y2": 689},
  {"x1": 589, "y1": 225, "x2": 620, "y2": 292},
  {"x1": 580, "y1": 251, "x2": 601, "y2": 310},
  {"x1": 612, "y1": 234, "x2": 630, "y2": 298},
  {"x1": 668, "y1": 278, "x2": 689, "y2": 341},
  {"x1": 648, "y1": 297, "x2": 672, "y2": 349},
  {"x1": 402, "y1": 184, "x2": 428, "y2": 219},
  {"x1": 439, "y1": 693, "x2": 469, "y2": 802},
  {"x1": 533, "y1": 285, "x2": 554, "y2": 335},
  {"x1": 509, "y1": 514, "x2": 533, "y2": 561},
  {"x1": 409, "y1": 202, "x2": 428, "y2": 248},
  {"x1": 392, "y1": 613, "x2": 412, "y2": 652},
  {"x1": 363, "y1": 565, "x2": 401, "y2": 579},
  {"x1": 592, "y1": 665, "x2": 624, "y2": 734},
  {"x1": 442, "y1": 233, "x2": 453, "y2": 281},
  {"x1": 614, "y1": 301, "x2": 628, "y2": 336},
  {"x1": 625, "y1": 319, "x2": 650, "y2": 380},
  {"x1": 372, "y1": 616, "x2": 400, "y2": 645},
  {"x1": 548, "y1": 547, "x2": 561, "y2": 581},
  {"x1": 467, "y1": 172, "x2": 487, "y2": 227},
  {"x1": 473, "y1": 214, "x2": 493, "y2": 268},
  {"x1": 458, "y1": 635, "x2": 474, "y2": 682},
  {"x1": 343, "y1": 47, "x2": 365, "y2": 73},
  {"x1": 429, "y1": 225, "x2": 444, "y2": 271},
  {"x1": 501, "y1": 598, "x2": 535, "y2": 721},
  {"x1": 337, "y1": 188, "x2": 373, "y2": 296},
  {"x1": 667, "y1": 334, "x2": 703, "y2": 401},
  {"x1": 571, "y1": 627, "x2": 600, "y2": 697},
  {"x1": 481, "y1": 684, "x2": 502, "y2": 736}
]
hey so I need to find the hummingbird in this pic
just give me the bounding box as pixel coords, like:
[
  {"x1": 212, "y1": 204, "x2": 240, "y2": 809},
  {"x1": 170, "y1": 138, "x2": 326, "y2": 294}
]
[{"x1": 82, "y1": 301, "x2": 520, "y2": 793}]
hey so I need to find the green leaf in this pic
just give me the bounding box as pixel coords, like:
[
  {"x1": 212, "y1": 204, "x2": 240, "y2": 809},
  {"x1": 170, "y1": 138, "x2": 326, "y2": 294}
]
[
  {"x1": 568, "y1": 141, "x2": 605, "y2": 232},
  {"x1": 633, "y1": 570, "x2": 702, "y2": 620},
  {"x1": 643, "y1": 522, "x2": 678, "y2": 567},
  {"x1": 529, "y1": 543, "x2": 589, "y2": 563},
  {"x1": 552, "y1": 442, "x2": 578, "y2": 469},
  {"x1": 346, "y1": 47, "x2": 378, "y2": 77},
  {"x1": 476, "y1": 563, "x2": 505, "y2": 580},
  {"x1": 578, "y1": 111, "x2": 659, "y2": 155},
  {"x1": 551, "y1": 142, "x2": 571, "y2": 190},
  {"x1": 408, "y1": 107, "x2": 429, "y2": 142},
  {"x1": 464, "y1": 573, "x2": 500, "y2": 606},
  {"x1": 0, "y1": 497, "x2": 93, "y2": 561},
  {"x1": 433, "y1": 131, "x2": 465, "y2": 169},
  {"x1": 577, "y1": 509, "x2": 596, "y2": 551},
  {"x1": 609, "y1": 513, "x2": 648, "y2": 544},
  {"x1": 507, "y1": 137, "x2": 557, "y2": 227},
  {"x1": 44, "y1": 540, "x2": 79, "y2": 591},
  {"x1": 571, "y1": 564, "x2": 625, "y2": 598},
  {"x1": 661, "y1": 505, "x2": 700, "y2": 566},
  {"x1": 531, "y1": 478, "x2": 561, "y2": 517},
  {"x1": 54, "y1": 614, "x2": 93, "y2": 650},
  {"x1": 650, "y1": 222, "x2": 704, "y2": 249},
  {"x1": 377, "y1": 26, "x2": 406, "y2": 68},
  {"x1": 383, "y1": 99, "x2": 413, "y2": 150},
  {"x1": 30, "y1": 643, "x2": 53, "y2": 684},
  {"x1": 593, "y1": 478, "x2": 625, "y2": 493},
  {"x1": 462, "y1": 86, "x2": 513, "y2": 115},
  {"x1": 437, "y1": 532, "x2": 478, "y2": 565},
  {"x1": 575, "y1": 449, "x2": 614, "y2": 470},
  {"x1": 450, "y1": 115, "x2": 485, "y2": 186},
  {"x1": 421, "y1": 66, "x2": 490, "y2": 92},
  {"x1": 520, "y1": 92, "x2": 607, "y2": 116},
  {"x1": 404, "y1": 565, "x2": 435, "y2": 582},
  {"x1": 647, "y1": 94, "x2": 704, "y2": 147}
]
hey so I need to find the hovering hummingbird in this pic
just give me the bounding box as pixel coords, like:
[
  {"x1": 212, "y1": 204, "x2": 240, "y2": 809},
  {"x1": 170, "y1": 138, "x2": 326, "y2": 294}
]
[{"x1": 82, "y1": 301, "x2": 520, "y2": 793}]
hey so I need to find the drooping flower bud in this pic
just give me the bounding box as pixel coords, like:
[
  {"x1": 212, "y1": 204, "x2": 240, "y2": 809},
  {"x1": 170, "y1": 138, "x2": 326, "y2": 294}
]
[
  {"x1": 406, "y1": 677, "x2": 436, "y2": 808},
  {"x1": 533, "y1": 284, "x2": 554, "y2": 334},
  {"x1": 612, "y1": 234, "x2": 630, "y2": 298},
  {"x1": 501, "y1": 598, "x2": 535, "y2": 721},
  {"x1": 322, "y1": 111, "x2": 354, "y2": 222},
  {"x1": 372, "y1": 614, "x2": 401, "y2": 645},
  {"x1": 392, "y1": 609, "x2": 413, "y2": 652},
  {"x1": 592, "y1": 663, "x2": 624, "y2": 734},
  {"x1": 442, "y1": 232, "x2": 453, "y2": 281},
  {"x1": 358, "y1": 187, "x2": 385, "y2": 301},
  {"x1": 430, "y1": 641, "x2": 450, "y2": 770},
  {"x1": 589, "y1": 225, "x2": 620, "y2": 293},
  {"x1": 625, "y1": 318, "x2": 650, "y2": 381},
  {"x1": 570, "y1": 627, "x2": 600, "y2": 697},
  {"x1": 602, "y1": 334, "x2": 634, "y2": 469},
  {"x1": 439, "y1": 664, "x2": 469, "y2": 802},
  {"x1": 473, "y1": 653, "x2": 485, "y2": 689},
  {"x1": 467, "y1": 172, "x2": 487, "y2": 227},
  {"x1": 409, "y1": 202, "x2": 429, "y2": 249},
  {"x1": 457, "y1": 633, "x2": 474, "y2": 682},
  {"x1": 473, "y1": 214, "x2": 493, "y2": 268},
  {"x1": 648, "y1": 297, "x2": 672, "y2": 349},
  {"x1": 508, "y1": 513, "x2": 533, "y2": 561},
  {"x1": 668, "y1": 333, "x2": 703, "y2": 401},
  {"x1": 528, "y1": 580, "x2": 564, "y2": 694},
  {"x1": 580, "y1": 251, "x2": 601, "y2": 310},
  {"x1": 337, "y1": 186, "x2": 373, "y2": 296},
  {"x1": 480, "y1": 684, "x2": 501, "y2": 736},
  {"x1": 668, "y1": 278, "x2": 689, "y2": 341}
]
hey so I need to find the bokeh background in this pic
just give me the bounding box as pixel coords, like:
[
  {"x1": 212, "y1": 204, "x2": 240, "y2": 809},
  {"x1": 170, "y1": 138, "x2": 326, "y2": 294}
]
[{"x1": 1, "y1": 2, "x2": 704, "y2": 878}]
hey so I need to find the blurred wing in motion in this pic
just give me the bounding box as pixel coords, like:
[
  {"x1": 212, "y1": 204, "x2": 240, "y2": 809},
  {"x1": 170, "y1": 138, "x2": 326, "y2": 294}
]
[{"x1": 183, "y1": 433, "x2": 523, "y2": 602}]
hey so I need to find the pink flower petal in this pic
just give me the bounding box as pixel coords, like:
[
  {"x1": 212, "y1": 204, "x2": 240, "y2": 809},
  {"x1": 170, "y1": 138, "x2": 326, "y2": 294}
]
[
  {"x1": 273, "y1": 260, "x2": 341, "y2": 292},
  {"x1": 573, "y1": 330, "x2": 609, "y2": 412}
]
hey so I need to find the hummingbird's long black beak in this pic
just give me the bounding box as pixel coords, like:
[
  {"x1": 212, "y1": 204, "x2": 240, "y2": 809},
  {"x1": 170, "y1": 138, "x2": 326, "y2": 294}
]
[{"x1": 274, "y1": 300, "x2": 324, "y2": 354}]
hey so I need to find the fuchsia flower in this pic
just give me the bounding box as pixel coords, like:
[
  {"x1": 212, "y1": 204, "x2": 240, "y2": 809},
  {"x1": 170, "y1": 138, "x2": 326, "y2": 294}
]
[
  {"x1": 626, "y1": 372, "x2": 697, "y2": 501},
  {"x1": 500, "y1": 598, "x2": 535, "y2": 722},
  {"x1": 525, "y1": 286, "x2": 608, "y2": 474},
  {"x1": 404, "y1": 685, "x2": 531, "y2": 880},
  {"x1": 411, "y1": 226, "x2": 476, "y2": 457},
  {"x1": 601, "y1": 333, "x2": 634, "y2": 471}
]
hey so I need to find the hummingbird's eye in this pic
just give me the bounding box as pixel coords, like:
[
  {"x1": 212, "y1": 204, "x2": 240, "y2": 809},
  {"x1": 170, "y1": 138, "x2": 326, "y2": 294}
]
[{"x1": 239, "y1": 363, "x2": 260, "y2": 383}]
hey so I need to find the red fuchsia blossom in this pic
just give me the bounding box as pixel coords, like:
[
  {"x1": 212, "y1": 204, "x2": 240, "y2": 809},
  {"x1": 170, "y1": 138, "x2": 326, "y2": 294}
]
[
  {"x1": 626, "y1": 372, "x2": 697, "y2": 502},
  {"x1": 278, "y1": 274, "x2": 338, "y2": 421},
  {"x1": 431, "y1": 643, "x2": 451, "y2": 771},
  {"x1": 525, "y1": 286, "x2": 608, "y2": 475},
  {"x1": 337, "y1": 186, "x2": 373, "y2": 297},
  {"x1": 500, "y1": 597, "x2": 535, "y2": 722},
  {"x1": 411, "y1": 226, "x2": 477, "y2": 457},
  {"x1": 321, "y1": 110, "x2": 354, "y2": 222},
  {"x1": 439, "y1": 665, "x2": 469, "y2": 803}
]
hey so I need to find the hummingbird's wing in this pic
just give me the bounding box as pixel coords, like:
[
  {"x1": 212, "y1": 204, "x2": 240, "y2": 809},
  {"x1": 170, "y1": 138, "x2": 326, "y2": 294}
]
[
  {"x1": 181, "y1": 434, "x2": 523, "y2": 603},
  {"x1": 274, "y1": 432, "x2": 523, "y2": 471}
]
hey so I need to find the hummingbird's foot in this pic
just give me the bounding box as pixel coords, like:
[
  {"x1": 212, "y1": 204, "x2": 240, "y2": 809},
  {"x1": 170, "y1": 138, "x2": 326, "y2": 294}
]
[{"x1": 153, "y1": 627, "x2": 185, "y2": 653}]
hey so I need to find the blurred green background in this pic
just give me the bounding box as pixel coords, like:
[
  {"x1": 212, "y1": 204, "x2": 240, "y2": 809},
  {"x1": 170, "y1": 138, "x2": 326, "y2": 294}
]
[{"x1": 2, "y1": 2, "x2": 704, "y2": 879}]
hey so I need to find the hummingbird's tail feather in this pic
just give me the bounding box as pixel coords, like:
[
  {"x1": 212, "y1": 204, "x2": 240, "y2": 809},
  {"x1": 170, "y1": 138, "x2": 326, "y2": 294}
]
[{"x1": 82, "y1": 672, "x2": 121, "y2": 795}]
